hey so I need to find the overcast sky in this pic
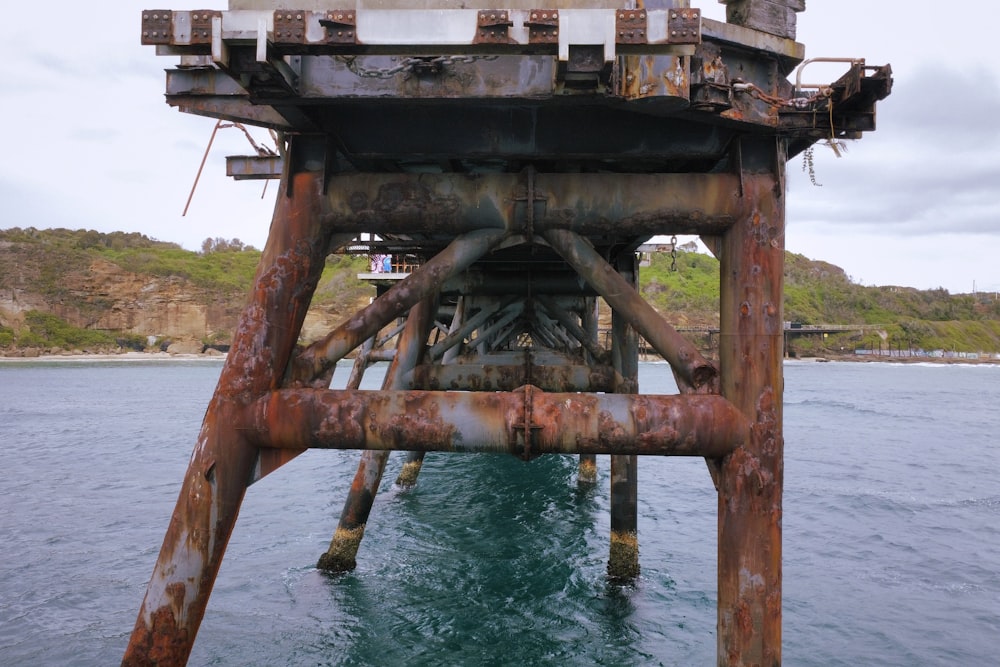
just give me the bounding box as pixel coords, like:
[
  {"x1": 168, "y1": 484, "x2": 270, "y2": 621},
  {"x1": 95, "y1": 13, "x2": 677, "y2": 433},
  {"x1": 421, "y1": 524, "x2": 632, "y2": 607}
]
[{"x1": 2, "y1": 2, "x2": 997, "y2": 294}]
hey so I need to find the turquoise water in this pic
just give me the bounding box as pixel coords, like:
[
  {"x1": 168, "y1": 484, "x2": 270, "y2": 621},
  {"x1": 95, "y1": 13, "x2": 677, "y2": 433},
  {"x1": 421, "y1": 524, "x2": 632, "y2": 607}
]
[{"x1": 1, "y1": 360, "x2": 998, "y2": 665}]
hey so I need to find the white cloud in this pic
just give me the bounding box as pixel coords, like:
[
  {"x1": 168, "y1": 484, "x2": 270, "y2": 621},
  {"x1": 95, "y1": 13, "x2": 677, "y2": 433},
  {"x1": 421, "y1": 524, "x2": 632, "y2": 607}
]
[{"x1": 1, "y1": 1, "x2": 997, "y2": 293}]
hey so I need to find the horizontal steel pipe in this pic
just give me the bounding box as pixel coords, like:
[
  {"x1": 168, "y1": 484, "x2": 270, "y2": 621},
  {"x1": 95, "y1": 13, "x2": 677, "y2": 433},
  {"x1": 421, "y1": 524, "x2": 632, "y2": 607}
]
[
  {"x1": 244, "y1": 388, "x2": 749, "y2": 459},
  {"x1": 408, "y1": 363, "x2": 617, "y2": 392},
  {"x1": 440, "y1": 272, "x2": 596, "y2": 296},
  {"x1": 322, "y1": 173, "x2": 744, "y2": 236}
]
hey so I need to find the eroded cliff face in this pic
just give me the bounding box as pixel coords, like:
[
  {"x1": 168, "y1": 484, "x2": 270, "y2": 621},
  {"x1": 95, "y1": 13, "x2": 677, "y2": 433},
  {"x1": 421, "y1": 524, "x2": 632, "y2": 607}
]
[
  {"x1": 73, "y1": 258, "x2": 243, "y2": 340},
  {"x1": 0, "y1": 240, "x2": 363, "y2": 351},
  {"x1": 0, "y1": 248, "x2": 244, "y2": 345}
]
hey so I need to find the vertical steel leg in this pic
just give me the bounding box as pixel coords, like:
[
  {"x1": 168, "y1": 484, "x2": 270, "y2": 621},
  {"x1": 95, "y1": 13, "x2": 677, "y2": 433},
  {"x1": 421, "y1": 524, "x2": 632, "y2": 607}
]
[
  {"x1": 578, "y1": 296, "x2": 599, "y2": 484},
  {"x1": 394, "y1": 295, "x2": 468, "y2": 490},
  {"x1": 394, "y1": 451, "x2": 426, "y2": 489},
  {"x1": 317, "y1": 296, "x2": 437, "y2": 572},
  {"x1": 717, "y1": 142, "x2": 785, "y2": 665},
  {"x1": 123, "y1": 159, "x2": 333, "y2": 666},
  {"x1": 608, "y1": 253, "x2": 640, "y2": 580}
]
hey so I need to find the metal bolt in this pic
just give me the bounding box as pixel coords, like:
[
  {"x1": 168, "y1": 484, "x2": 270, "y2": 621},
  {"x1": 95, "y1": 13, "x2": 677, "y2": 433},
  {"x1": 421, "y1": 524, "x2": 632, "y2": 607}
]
[
  {"x1": 552, "y1": 13, "x2": 557, "y2": 19},
  {"x1": 531, "y1": 13, "x2": 537, "y2": 19},
  {"x1": 542, "y1": 13, "x2": 548, "y2": 19}
]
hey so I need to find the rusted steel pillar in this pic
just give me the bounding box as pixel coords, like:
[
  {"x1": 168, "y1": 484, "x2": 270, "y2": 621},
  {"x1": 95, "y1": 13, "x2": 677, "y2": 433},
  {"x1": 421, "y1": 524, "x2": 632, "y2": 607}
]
[
  {"x1": 345, "y1": 335, "x2": 375, "y2": 389},
  {"x1": 123, "y1": 150, "x2": 333, "y2": 666},
  {"x1": 542, "y1": 228, "x2": 716, "y2": 390},
  {"x1": 394, "y1": 451, "x2": 425, "y2": 489},
  {"x1": 609, "y1": 253, "x2": 640, "y2": 581},
  {"x1": 577, "y1": 296, "x2": 599, "y2": 484},
  {"x1": 717, "y1": 140, "x2": 785, "y2": 666},
  {"x1": 318, "y1": 296, "x2": 438, "y2": 572}
]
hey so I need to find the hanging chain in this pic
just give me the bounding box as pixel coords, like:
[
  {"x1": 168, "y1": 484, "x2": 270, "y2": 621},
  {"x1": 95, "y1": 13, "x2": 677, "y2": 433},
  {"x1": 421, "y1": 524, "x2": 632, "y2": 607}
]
[
  {"x1": 670, "y1": 235, "x2": 678, "y2": 272},
  {"x1": 338, "y1": 55, "x2": 500, "y2": 79}
]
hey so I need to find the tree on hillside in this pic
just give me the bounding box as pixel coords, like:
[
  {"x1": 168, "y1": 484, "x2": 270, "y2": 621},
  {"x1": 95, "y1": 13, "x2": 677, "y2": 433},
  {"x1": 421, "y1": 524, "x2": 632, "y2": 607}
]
[{"x1": 201, "y1": 237, "x2": 248, "y2": 254}]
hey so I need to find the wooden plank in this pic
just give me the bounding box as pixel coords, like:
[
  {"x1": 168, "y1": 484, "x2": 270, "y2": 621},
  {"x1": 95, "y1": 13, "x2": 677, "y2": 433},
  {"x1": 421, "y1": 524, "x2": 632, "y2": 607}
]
[
  {"x1": 720, "y1": 0, "x2": 799, "y2": 39},
  {"x1": 720, "y1": 0, "x2": 804, "y2": 9}
]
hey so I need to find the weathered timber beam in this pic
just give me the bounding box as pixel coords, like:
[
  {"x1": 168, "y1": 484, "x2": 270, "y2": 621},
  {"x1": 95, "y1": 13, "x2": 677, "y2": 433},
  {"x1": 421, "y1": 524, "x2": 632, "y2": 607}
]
[
  {"x1": 720, "y1": 0, "x2": 802, "y2": 40},
  {"x1": 244, "y1": 388, "x2": 750, "y2": 459},
  {"x1": 408, "y1": 362, "x2": 617, "y2": 392},
  {"x1": 322, "y1": 173, "x2": 745, "y2": 236},
  {"x1": 292, "y1": 228, "x2": 508, "y2": 382},
  {"x1": 542, "y1": 228, "x2": 717, "y2": 390}
]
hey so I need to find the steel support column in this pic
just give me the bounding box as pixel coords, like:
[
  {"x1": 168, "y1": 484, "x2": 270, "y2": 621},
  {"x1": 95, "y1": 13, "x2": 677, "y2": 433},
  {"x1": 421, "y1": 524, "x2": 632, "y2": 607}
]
[
  {"x1": 717, "y1": 149, "x2": 785, "y2": 666},
  {"x1": 318, "y1": 296, "x2": 438, "y2": 572},
  {"x1": 609, "y1": 252, "x2": 641, "y2": 580},
  {"x1": 123, "y1": 164, "x2": 332, "y2": 666},
  {"x1": 578, "y1": 296, "x2": 600, "y2": 485}
]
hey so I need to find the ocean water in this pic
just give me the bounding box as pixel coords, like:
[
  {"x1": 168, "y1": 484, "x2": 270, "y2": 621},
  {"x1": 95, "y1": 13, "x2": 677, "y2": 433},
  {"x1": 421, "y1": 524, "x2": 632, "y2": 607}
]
[{"x1": 1, "y1": 359, "x2": 998, "y2": 665}]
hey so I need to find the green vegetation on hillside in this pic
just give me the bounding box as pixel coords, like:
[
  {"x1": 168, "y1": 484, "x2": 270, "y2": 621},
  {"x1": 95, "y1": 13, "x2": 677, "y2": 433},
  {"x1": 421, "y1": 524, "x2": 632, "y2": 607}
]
[
  {"x1": 641, "y1": 250, "x2": 1000, "y2": 356},
  {"x1": 1, "y1": 311, "x2": 145, "y2": 352},
  {"x1": 2, "y1": 228, "x2": 998, "y2": 357},
  {"x1": 0, "y1": 227, "x2": 262, "y2": 292}
]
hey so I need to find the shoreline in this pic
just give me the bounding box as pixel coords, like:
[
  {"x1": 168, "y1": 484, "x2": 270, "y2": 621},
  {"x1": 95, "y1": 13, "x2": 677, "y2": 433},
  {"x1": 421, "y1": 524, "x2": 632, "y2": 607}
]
[
  {"x1": 3, "y1": 350, "x2": 998, "y2": 366},
  {"x1": 0, "y1": 351, "x2": 226, "y2": 363}
]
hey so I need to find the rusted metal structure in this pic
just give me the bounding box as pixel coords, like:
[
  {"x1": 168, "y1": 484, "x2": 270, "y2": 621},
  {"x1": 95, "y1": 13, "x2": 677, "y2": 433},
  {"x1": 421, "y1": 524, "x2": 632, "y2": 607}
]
[{"x1": 125, "y1": 1, "x2": 890, "y2": 664}]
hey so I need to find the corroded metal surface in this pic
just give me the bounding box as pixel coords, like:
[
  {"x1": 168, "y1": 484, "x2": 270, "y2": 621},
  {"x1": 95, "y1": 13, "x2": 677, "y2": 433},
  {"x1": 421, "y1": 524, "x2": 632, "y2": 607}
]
[
  {"x1": 244, "y1": 388, "x2": 750, "y2": 458},
  {"x1": 409, "y1": 361, "x2": 617, "y2": 392},
  {"x1": 130, "y1": 2, "x2": 892, "y2": 663},
  {"x1": 717, "y1": 164, "x2": 785, "y2": 665},
  {"x1": 123, "y1": 168, "x2": 332, "y2": 666},
  {"x1": 318, "y1": 296, "x2": 438, "y2": 572},
  {"x1": 291, "y1": 229, "x2": 507, "y2": 384},
  {"x1": 319, "y1": 173, "x2": 746, "y2": 236},
  {"x1": 543, "y1": 227, "x2": 717, "y2": 390}
]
